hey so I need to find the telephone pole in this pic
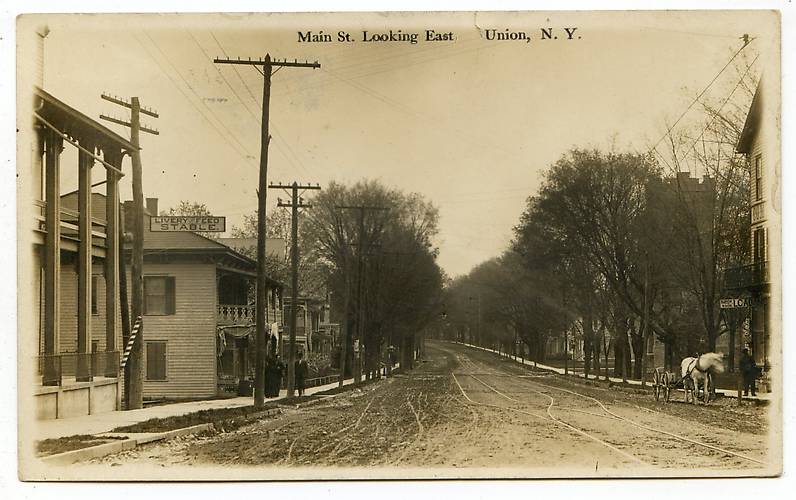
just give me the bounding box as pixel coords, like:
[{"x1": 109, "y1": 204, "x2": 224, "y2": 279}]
[
  {"x1": 214, "y1": 55, "x2": 319, "y2": 407},
  {"x1": 100, "y1": 94, "x2": 159, "y2": 410},
  {"x1": 336, "y1": 205, "x2": 389, "y2": 384},
  {"x1": 270, "y1": 181, "x2": 321, "y2": 397}
]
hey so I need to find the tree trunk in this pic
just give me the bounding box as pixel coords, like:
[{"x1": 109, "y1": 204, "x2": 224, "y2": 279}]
[
  {"x1": 583, "y1": 311, "x2": 594, "y2": 378},
  {"x1": 707, "y1": 326, "x2": 718, "y2": 352},
  {"x1": 632, "y1": 330, "x2": 644, "y2": 379},
  {"x1": 593, "y1": 335, "x2": 601, "y2": 378}
]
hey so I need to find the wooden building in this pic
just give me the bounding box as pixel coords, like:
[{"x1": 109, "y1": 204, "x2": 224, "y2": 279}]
[
  {"x1": 724, "y1": 77, "x2": 779, "y2": 390},
  {"x1": 26, "y1": 87, "x2": 135, "y2": 419},
  {"x1": 130, "y1": 199, "x2": 284, "y2": 399}
]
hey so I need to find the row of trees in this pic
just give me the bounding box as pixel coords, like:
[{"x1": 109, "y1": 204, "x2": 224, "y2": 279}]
[
  {"x1": 304, "y1": 180, "x2": 445, "y2": 377},
  {"x1": 443, "y1": 70, "x2": 755, "y2": 379},
  {"x1": 167, "y1": 180, "x2": 445, "y2": 378}
]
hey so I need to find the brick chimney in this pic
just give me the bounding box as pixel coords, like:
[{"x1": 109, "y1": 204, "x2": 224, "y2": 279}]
[{"x1": 146, "y1": 198, "x2": 159, "y2": 216}]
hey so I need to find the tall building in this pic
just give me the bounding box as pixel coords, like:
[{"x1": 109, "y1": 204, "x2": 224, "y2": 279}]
[{"x1": 724, "y1": 78, "x2": 779, "y2": 390}]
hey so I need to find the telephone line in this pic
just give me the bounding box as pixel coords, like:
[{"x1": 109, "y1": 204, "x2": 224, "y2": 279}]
[
  {"x1": 136, "y1": 31, "x2": 257, "y2": 170},
  {"x1": 207, "y1": 31, "x2": 314, "y2": 177},
  {"x1": 649, "y1": 35, "x2": 754, "y2": 155}
]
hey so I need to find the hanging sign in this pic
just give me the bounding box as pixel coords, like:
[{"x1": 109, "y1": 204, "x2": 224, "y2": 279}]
[
  {"x1": 720, "y1": 297, "x2": 749, "y2": 309},
  {"x1": 150, "y1": 216, "x2": 226, "y2": 232}
]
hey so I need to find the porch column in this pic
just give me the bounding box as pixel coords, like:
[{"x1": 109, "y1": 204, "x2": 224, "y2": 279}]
[
  {"x1": 76, "y1": 142, "x2": 94, "y2": 381},
  {"x1": 104, "y1": 149, "x2": 121, "y2": 377},
  {"x1": 43, "y1": 128, "x2": 63, "y2": 385}
]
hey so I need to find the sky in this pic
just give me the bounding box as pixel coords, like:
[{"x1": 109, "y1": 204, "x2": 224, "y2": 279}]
[{"x1": 20, "y1": 10, "x2": 777, "y2": 278}]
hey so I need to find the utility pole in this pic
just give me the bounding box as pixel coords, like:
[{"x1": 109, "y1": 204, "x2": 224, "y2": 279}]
[
  {"x1": 214, "y1": 55, "x2": 319, "y2": 407},
  {"x1": 336, "y1": 205, "x2": 389, "y2": 384},
  {"x1": 100, "y1": 94, "x2": 159, "y2": 410},
  {"x1": 338, "y1": 252, "x2": 350, "y2": 388},
  {"x1": 270, "y1": 182, "x2": 321, "y2": 397},
  {"x1": 641, "y1": 257, "x2": 650, "y2": 387}
]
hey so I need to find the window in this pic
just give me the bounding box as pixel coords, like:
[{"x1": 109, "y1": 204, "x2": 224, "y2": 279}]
[
  {"x1": 755, "y1": 155, "x2": 762, "y2": 201},
  {"x1": 146, "y1": 341, "x2": 167, "y2": 381},
  {"x1": 144, "y1": 276, "x2": 176, "y2": 315},
  {"x1": 91, "y1": 275, "x2": 99, "y2": 315},
  {"x1": 753, "y1": 228, "x2": 766, "y2": 263}
]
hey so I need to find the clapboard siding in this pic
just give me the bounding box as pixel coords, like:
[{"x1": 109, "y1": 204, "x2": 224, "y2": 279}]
[
  {"x1": 57, "y1": 260, "x2": 218, "y2": 399},
  {"x1": 137, "y1": 262, "x2": 217, "y2": 399}
]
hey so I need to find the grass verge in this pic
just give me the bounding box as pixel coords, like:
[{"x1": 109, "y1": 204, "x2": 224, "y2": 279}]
[{"x1": 36, "y1": 434, "x2": 126, "y2": 457}]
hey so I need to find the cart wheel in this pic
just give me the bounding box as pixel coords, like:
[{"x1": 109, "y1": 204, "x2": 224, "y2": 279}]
[
  {"x1": 653, "y1": 383, "x2": 660, "y2": 401},
  {"x1": 664, "y1": 385, "x2": 671, "y2": 402}
]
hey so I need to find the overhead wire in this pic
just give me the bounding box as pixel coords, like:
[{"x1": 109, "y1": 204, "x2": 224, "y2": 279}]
[
  {"x1": 648, "y1": 37, "x2": 755, "y2": 156},
  {"x1": 208, "y1": 30, "x2": 313, "y2": 178},
  {"x1": 134, "y1": 31, "x2": 257, "y2": 171}
]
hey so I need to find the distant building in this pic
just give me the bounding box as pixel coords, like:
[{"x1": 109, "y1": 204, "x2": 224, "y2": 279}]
[{"x1": 282, "y1": 296, "x2": 335, "y2": 357}]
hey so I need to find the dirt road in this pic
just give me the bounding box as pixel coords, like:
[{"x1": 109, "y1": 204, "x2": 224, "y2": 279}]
[{"x1": 83, "y1": 341, "x2": 774, "y2": 478}]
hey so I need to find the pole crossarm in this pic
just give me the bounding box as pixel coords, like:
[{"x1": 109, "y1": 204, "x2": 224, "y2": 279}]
[
  {"x1": 101, "y1": 93, "x2": 159, "y2": 118},
  {"x1": 336, "y1": 205, "x2": 390, "y2": 211},
  {"x1": 214, "y1": 57, "x2": 320, "y2": 69},
  {"x1": 101, "y1": 93, "x2": 159, "y2": 410},
  {"x1": 269, "y1": 182, "x2": 322, "y2": 190},
  {"x1": 99, "y1": 115, "x2": 160, "y2": 135},
  {"x1": 278, "y1": 202, "x2": 313, "y2": 209}
]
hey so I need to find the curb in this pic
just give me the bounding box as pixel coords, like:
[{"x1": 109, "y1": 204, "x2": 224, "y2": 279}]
[{"x1": 40, "y1": 422, "x2": 215, "y2": 466}]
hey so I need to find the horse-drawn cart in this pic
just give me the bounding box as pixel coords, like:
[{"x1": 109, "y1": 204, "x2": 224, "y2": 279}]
[
  {"x1": 652, "y1": 353, "x2": 723, "y2": 404},
  {"x1": 652, "y1": 368, "x2": 680, "y2": 402}
]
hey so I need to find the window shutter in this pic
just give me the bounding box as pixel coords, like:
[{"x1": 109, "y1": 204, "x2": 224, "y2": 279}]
[
  {"x1": 157, "y1": 343, "x2": 166, "y2": 380},
  {"x1": 146, "y1": 342, "x2": 167, "y2": 381},
  {"x1": 146, "y1": 342, "x2": 156, "y2": 379},
  {"x1": 142, "y1": 277, "x2": 149, "y2": 315},
  {"x1": 166, "y1": 277, "x2": 176, "y2": 315}
]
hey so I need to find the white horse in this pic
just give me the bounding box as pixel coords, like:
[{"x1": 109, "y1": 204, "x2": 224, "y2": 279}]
[{"x1": 680, "y1": 353, "x2": 725, "y2": 404}]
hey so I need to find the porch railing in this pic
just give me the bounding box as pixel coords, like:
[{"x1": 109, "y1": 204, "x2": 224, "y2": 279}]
[
  {"x1": 724, "y1": 261, "x2": 769, "y2": 290},
  {"x1": 217, "y1": 304, "x2": 282, "y2": 325},
  {"x1": 36, "y1": 351, "x2": 120, "y2": 386},
  {"x1": 217, "y1": 304, "x2": 256, "y2": 324}
]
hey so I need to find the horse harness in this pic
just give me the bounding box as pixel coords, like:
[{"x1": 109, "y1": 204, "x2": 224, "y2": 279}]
[{"x1": 680, "y1": 356, "x2": 708, "y2": 385}]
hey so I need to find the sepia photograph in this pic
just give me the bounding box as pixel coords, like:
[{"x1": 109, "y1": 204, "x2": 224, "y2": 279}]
[{"x1": 11, "y1": 7, "x2": 783, "y2": 482}]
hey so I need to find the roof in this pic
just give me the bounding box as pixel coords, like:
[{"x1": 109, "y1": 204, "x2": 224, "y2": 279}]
[
  {"x1": 737, "y1": 79, "x2": 762, "y2": 154},
  {"x1": 34, "y1": 87, "x2": 137, "y2": 153},
  {"x1": 216, "y1": 237, "x2": 287, "y2": 259}
]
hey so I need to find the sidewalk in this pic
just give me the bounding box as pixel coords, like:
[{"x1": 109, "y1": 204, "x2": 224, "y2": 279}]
[
  {"x1": 34, "y1": 376, "x2": 357, "y2": 441},
  {"x1": 458, "y1": 342, "x2": 773, "y2": 402}
]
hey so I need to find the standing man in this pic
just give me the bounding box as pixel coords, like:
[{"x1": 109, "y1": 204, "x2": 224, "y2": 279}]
[
  {"x1": 295, "y1": 351, "x2": 308, "y2": 396},
  {"x1": 740, "y1": 348, "x2": 758, "y2": 397}
]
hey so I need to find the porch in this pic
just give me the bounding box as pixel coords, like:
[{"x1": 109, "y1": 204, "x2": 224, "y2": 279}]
[
  {"x1": 31, "y1": 87, "x2": 134, "y2": 419},
  {"x1": 34, "y1": 351, "x2": 121, "y2": 419}
]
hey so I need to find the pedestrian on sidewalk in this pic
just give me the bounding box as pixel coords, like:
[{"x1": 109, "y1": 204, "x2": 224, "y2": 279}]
[
  {"x1": 740, "y1": 348, "x2": 758, "y2": 397},
  {"x1": 295, "y1": 351, "x2": 308, "y2": 396},
  {"x1": 265, "y1": 354, "x2": 284, "y2": 397}
]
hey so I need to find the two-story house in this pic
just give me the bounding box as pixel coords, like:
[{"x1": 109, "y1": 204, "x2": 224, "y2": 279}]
[{"x1": 724, "y1": 78, "x2": 779, "y2": 389}]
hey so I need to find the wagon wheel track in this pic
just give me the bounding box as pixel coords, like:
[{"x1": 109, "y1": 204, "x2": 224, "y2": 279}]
[{"x1": 463, "y1": 348, "x2": 767, "y2": 467}]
